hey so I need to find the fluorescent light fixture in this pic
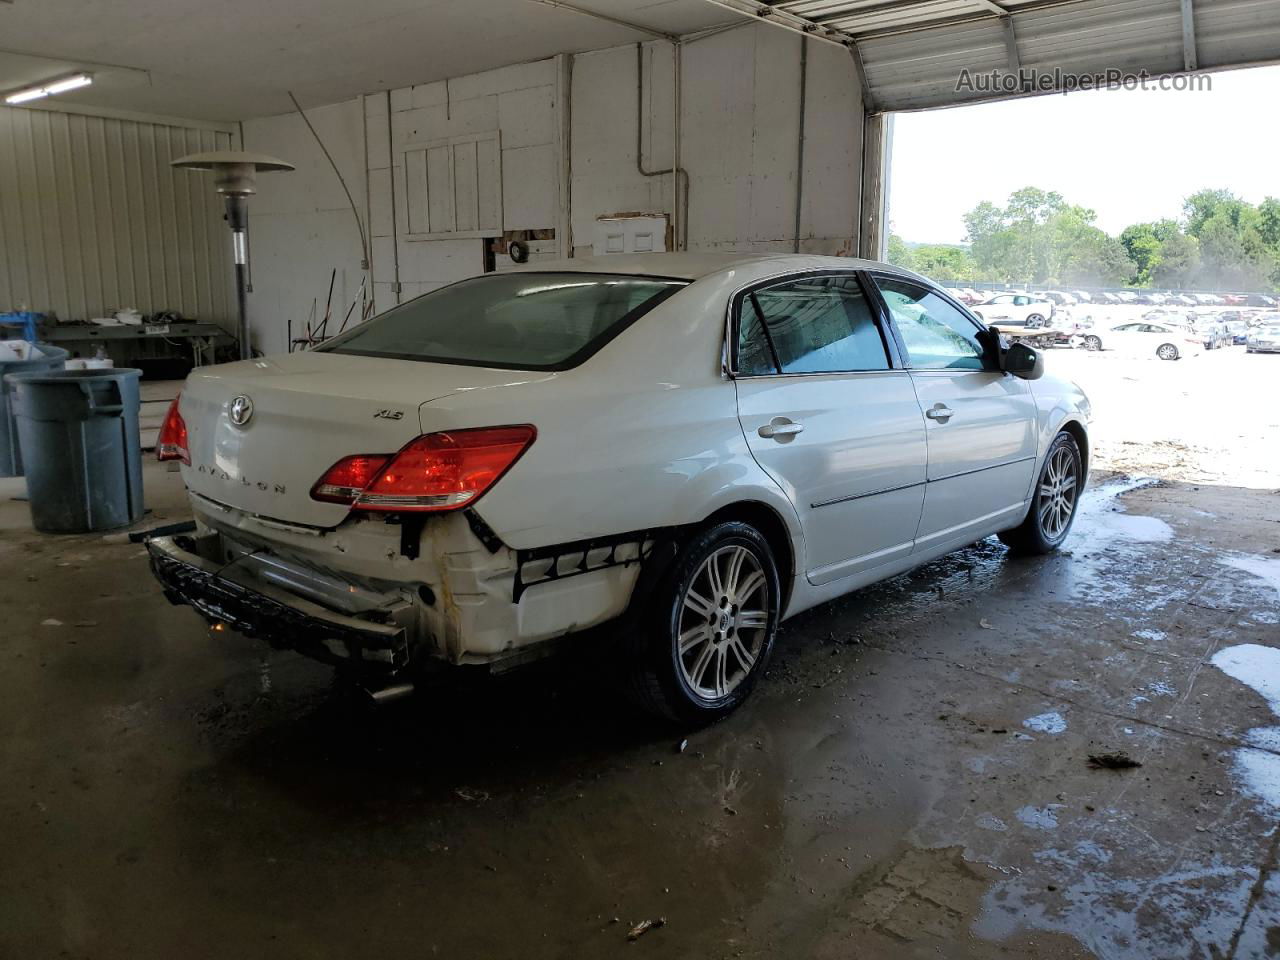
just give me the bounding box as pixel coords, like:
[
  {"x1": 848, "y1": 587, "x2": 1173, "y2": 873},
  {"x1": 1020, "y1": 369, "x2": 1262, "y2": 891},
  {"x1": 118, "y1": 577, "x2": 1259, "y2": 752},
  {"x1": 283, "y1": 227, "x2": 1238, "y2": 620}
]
[{"x1": 4, "y1": 73, "x2": 93, "y2": 105}]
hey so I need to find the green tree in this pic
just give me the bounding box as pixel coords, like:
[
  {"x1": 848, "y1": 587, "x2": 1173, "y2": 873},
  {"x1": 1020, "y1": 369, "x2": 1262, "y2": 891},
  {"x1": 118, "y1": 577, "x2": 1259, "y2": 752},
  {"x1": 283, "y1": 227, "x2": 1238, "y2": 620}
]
[
  {"x1": 886, "y1": 233, "x2": 915, "y2": 271},
  {"x1": 1258, "y1": 197, "x2": 1280, "y2": 252},
  {"x1": 1150, "y1": 231, "x2": 1200, "y2": 288},
  {"x1": 910, "y1": 244, "x2": 976, "y2": 282},
  {"x1": 1120, "y1": 223, "x2": 1163, "y2": 285}
]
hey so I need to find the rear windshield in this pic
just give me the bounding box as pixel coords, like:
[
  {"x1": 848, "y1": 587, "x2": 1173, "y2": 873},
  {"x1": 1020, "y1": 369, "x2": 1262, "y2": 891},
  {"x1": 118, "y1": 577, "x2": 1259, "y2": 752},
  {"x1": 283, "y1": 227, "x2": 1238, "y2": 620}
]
[{"x1": 319, "y1": 273, "x2": 686, "y2": 370}]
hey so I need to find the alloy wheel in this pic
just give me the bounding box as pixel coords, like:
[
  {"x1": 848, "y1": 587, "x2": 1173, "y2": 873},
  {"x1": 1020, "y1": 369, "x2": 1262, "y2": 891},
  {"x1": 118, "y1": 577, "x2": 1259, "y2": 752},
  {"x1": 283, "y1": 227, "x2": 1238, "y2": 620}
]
[
  {"x1": 677, "y1": 545, "x2": 770, "y2": 702},
  {"x1": 1037, "y1": 445, "x2": 1079, "y2": 541},
  {"x1": 1157, "y1": 343, "x2": 1178, "y2": 360}
]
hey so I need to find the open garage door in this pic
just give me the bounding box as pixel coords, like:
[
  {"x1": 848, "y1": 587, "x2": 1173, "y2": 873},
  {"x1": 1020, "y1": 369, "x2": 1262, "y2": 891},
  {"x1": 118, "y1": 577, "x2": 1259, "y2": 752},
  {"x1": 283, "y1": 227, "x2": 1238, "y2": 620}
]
[{"x1": 705, "y1": 0, "x2": 1280, "y2": 112}]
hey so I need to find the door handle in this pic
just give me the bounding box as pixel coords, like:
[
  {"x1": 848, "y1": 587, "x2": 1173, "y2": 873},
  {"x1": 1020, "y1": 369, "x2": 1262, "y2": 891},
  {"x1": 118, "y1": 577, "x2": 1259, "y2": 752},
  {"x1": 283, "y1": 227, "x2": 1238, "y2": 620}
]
[
  {"x1": 925, "y1": 403, "x2": 954, "y2": 423},
  {"x1": 758, "y1": 417, "x2": 804, "y2": 441}
]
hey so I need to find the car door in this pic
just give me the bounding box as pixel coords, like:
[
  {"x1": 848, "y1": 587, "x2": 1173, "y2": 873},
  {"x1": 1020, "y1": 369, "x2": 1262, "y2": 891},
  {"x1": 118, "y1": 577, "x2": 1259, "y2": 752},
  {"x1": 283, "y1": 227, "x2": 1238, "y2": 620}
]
[
  {"x1": 981, "y1": 294, "x2": 1016, "y2": 323},
  {"x1": 732, "y1": 272, "x2": 927, "y2": 586},
  {"x1": 1107, "y1": 322, "x2": 1146, "y2": 355},
  {"x1": 869, "y1": 274, "x2": 1040, "y2": 554}
]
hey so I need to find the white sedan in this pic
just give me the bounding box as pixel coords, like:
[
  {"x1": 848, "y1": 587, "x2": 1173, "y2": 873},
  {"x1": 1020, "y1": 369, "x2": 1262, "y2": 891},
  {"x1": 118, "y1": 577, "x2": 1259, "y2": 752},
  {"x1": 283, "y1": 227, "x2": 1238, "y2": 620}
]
[
  {"x1": 149, "y1": 254, "x2": 1091, "y2": 723},
  {"x1": 970, "y1": 292, "x2": 1055, "y2": 328},
  {"x1": 1073, "y1": 320, "x2": 1205, "y2": 360}
]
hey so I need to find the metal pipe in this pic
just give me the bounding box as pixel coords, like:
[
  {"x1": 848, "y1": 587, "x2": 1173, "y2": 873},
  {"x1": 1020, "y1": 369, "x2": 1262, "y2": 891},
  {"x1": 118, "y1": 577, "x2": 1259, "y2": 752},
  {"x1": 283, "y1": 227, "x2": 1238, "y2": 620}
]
[
  {"x1": 636, "y1": 43, "x2": 689, "y2": 252},
  {"x1": 793, "y1": 36, "x2": 808, "y2": 254},
  {"x1": 224, "y1": 194, "x2": 252, "y2": 359},
  {"x1": 386, "y1": 89, "x2": 402, "y2": 305}
]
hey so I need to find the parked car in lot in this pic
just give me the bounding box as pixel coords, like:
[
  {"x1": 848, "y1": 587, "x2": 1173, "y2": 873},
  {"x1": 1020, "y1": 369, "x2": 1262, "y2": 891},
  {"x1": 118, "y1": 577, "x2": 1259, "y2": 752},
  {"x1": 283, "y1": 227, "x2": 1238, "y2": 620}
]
[
  {"x1": 1073, "y1": 321, "x2": 1204, "y2": 359},
  {"x1": 971, "y1": 292, "x2": 1055, "y2": 328},
  {"x1": 1246, "y1": 322, "x2": 1280, "y2": 354},
  {"x1": 147, "y1": 253, "x2": 1091, "y2": 722},
  {"x1": 1223, "y1": 294, "x2": 1247, "y2": 306},
  {"x1": 1193, "y1": 318, "x2": 1232, "y2": 349}
]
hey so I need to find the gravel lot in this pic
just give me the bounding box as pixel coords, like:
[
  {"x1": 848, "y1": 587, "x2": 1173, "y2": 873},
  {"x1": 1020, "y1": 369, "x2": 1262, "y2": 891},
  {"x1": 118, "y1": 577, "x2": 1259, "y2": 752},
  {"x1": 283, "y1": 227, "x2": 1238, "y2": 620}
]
[{"x1": 1044, "y1": 342, "x2": 1280, "y2": 487}]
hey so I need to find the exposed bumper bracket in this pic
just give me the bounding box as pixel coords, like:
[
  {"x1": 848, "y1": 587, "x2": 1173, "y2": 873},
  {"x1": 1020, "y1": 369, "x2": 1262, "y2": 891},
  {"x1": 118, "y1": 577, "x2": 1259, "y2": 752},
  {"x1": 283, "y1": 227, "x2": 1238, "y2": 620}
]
[{"x1": 147, "y1": 534, "x2": 410, "y2": 673}]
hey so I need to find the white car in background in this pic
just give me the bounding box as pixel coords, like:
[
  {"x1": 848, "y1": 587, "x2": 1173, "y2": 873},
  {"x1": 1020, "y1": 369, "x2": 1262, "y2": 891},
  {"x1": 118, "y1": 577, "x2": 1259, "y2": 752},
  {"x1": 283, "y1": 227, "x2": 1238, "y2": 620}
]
[
  {"x1": 1073, "y1": 320, "x2": 1205, "y2": 359},
  {"x1": 971, "y1": 292, "x2": 1055, "y2": 328},
  {"x1": 148, "y1": 253, "x2": 1090, "y2": 723},
  {"x1": 1246, "y1": 322, "x2": 1280, "y2": 354}
]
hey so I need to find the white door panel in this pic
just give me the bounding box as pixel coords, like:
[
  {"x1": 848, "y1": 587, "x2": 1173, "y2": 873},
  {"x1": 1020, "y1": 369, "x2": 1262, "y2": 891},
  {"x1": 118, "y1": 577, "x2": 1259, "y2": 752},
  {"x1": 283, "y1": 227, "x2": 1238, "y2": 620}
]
[
  {"x1": 736, "y1": 372, "x2": 927, "y2": 581},
  {"x1": 911, "y1": 370, "x2": 1038, "y2": 550}
]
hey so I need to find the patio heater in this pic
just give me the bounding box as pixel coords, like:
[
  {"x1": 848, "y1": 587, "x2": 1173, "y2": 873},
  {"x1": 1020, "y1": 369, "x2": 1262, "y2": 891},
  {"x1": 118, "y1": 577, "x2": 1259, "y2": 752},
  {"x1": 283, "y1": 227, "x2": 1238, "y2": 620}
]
[{"x1": 171, "y1": 151, "x2": 295, "y2": 360}]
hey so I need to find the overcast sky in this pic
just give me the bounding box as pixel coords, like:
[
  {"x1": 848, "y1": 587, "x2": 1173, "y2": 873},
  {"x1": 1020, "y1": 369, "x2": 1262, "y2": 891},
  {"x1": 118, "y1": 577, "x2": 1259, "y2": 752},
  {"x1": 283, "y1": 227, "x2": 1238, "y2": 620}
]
[{"x1": 886, "y1": 63, "x2": 1280, "y2": 246}]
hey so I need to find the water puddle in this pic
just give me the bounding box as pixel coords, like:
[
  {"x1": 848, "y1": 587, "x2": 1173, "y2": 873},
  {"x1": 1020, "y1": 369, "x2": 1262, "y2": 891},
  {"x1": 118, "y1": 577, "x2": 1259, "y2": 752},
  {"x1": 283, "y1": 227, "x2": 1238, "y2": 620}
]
[
  {"x1": 1022, "y1": 711, "x2": 1067, "y2": 734},
  {"x1": 1062, "y1": 476, "x2": 1178, "y2": 609},
  {"x1": 1014, "y1": 804, "x2": 1062, "y2": 831},
  {"x1": 1210, "y1": 643, "x2": 1280, "y2": 808},
  {"x1": 1220, "y1": 554, "x2": 1280, "y2": 597}
]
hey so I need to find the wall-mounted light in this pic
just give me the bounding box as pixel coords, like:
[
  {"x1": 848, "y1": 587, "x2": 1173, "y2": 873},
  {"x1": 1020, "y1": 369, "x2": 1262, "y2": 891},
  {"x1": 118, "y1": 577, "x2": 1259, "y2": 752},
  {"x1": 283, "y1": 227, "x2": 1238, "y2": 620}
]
[{"x1": 4, "y1": 73, "x2": 93, "y2": 105}]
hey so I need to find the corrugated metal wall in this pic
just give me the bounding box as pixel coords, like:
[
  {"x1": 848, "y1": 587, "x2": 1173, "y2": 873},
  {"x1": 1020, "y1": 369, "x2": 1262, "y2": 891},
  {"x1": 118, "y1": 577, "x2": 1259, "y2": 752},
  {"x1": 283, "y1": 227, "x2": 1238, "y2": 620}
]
[{"x1": 0, "y1": 106, "x2": 233, "y2": 325}]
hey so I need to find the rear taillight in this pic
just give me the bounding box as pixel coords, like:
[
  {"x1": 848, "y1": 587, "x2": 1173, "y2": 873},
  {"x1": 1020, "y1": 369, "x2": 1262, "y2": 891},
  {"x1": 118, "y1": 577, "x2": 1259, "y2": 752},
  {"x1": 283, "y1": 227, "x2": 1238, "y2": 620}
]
[
  {"x1": 156, "y1": 395, "x2": 190, "y2": 464},
  {"x1": 310, "y1": 454, "x2": 392, "y2": 503},
  {"x1": 310, "y1": 425, "x2": 536, "y2": 512}
]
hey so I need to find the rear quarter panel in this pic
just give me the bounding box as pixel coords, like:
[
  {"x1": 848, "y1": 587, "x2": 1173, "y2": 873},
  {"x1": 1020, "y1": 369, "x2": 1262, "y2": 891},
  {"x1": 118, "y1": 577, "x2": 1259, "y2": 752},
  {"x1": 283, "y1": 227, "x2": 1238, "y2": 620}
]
[{"x1": 449, "y1": 271, "x2": 806, "y2": 557}]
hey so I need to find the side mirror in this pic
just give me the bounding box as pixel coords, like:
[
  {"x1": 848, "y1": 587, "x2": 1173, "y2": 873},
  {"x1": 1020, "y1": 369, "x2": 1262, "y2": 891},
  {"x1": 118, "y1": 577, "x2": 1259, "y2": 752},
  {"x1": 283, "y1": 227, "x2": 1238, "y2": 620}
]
[{"x1": 1002, "y1": 341, "x2": 1044, "y2": 380}]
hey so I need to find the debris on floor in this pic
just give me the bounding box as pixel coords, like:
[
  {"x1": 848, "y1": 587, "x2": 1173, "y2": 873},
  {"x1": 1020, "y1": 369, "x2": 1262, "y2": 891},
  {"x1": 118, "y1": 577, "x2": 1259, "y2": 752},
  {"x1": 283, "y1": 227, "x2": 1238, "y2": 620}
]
[
  {"x1": 1087, "y1": 752, "x2": 1143, "y2": 770},
  {"x1": 626, "y1": 918, "x2": 665, "y2": 941}
]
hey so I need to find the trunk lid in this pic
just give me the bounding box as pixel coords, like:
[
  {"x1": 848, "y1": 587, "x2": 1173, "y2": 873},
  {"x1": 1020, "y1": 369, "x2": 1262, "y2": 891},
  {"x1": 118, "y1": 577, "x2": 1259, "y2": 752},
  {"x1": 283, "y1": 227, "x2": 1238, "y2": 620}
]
[{"x1": 178, "y1": 352, "x2": 528, "y2": 528}]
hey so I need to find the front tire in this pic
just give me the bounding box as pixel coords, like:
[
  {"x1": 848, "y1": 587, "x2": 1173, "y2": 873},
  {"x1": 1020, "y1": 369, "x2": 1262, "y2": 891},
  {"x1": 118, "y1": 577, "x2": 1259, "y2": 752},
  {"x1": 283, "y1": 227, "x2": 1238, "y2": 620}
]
[
  {"x1": 625, "y1": 522, "x2": 780, "y2": 725},
  {"x1": 998, "y1": 432, "x2": 1083, "y2": 555},
  {"x1": 1157, "y1": 343, "x2": 1180, "y2": 360},
  {"x1": 1082, "y1": 335, "x2": 1102, "y2": 351}
]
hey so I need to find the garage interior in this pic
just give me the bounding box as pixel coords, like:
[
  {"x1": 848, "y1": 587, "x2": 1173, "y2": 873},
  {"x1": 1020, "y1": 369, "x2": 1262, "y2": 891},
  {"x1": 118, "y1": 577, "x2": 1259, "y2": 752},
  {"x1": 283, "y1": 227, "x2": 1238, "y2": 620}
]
[{"x1": 2, "y1": 1, "x2": 1280, "y2": 957}]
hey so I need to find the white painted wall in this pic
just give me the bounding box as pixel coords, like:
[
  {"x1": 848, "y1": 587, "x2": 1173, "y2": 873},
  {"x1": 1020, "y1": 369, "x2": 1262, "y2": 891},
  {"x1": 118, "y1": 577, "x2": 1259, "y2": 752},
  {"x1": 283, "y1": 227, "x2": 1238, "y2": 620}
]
[
  {"x1": 242, "y1": 98, "x2": 369, "y2": 356},
  {"x1": 242, "y1": 23, "x2": 865, "y2": 354}
]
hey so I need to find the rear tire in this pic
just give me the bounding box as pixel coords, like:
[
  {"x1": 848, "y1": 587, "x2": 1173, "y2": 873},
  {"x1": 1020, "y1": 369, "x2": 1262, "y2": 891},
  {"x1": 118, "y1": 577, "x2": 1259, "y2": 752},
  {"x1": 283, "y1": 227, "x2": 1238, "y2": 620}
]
[
  {"x1": 998, "y1": 431, "x2": 1083, "y2": 555},
  {"x1": 624, "y1": 522, "x2": 780, "y2": 725}
]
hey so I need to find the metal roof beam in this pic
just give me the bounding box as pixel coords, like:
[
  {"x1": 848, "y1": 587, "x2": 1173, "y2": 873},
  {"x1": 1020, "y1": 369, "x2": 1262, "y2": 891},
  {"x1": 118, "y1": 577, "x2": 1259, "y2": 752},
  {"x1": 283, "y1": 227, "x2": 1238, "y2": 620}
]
[
  {"x1": 697, "y1": 0, "x2": 857, "y2": 46},
  {"x1": 809, "y1": 0, "x2": 956, "y2": 25},
  {"x1": 1180, "y1": 0, "x2": 1198, "y2": 71},
  {"x1": 1001, "y1": 13, "x2": 1020, "y2": 72}
]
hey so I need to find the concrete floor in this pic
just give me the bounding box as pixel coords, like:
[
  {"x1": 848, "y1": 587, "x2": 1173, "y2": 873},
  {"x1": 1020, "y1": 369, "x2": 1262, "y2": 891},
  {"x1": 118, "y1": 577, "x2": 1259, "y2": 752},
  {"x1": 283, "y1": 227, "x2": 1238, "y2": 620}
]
[{"x1": 2, "y1": 350, "x2": 1280, "y2": 958}]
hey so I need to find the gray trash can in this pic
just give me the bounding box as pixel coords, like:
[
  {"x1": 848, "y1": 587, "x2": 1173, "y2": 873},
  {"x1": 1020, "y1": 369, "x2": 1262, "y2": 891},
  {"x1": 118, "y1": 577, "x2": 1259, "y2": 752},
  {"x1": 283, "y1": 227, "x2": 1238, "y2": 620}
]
[
  {"x1": 3, "y1": 368, "x2": 144, "y2": 533},
  {"x1": 0, "y1": 344, "x2": 69, "y2": 477}
]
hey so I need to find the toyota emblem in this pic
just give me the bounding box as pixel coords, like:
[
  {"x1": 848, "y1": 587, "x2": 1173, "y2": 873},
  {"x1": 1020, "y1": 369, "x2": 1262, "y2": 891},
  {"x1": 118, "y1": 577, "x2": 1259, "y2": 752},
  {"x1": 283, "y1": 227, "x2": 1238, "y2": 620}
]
[{"x1": 229, "y1": 395, "x2": 254, "y2": 426}]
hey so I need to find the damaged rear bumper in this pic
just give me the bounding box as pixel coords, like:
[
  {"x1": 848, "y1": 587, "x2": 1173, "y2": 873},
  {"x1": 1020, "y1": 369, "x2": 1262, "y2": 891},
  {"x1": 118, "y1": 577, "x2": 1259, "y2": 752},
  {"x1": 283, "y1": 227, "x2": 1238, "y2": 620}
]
[{"x1": 147, "y1": 534, "x2": 411, "y2": 673}]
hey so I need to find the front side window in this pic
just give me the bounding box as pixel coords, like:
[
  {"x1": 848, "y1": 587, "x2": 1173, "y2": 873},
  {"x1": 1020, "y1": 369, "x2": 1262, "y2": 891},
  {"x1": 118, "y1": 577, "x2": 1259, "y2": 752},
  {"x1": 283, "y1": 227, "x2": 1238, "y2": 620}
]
[
  {"x1": 875, "y1": 276, "x2": 986, "y2": 371},
  {"x1": 320, "y1": 273, "x2": 686, "y2": 370},
  {"x1": 737, "y1": 275, "x2": 889, "y2": 375}
]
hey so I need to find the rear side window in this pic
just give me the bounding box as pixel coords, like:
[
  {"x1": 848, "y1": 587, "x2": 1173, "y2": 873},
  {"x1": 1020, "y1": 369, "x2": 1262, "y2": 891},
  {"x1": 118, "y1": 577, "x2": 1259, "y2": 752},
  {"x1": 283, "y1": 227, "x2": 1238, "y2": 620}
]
[
  {"x1": 874, "y1": 277, "x2": 986, "y2": 371},
  {"x1": 737, "y1": 275, "x2": 889, "y2": 375},
  {"x1": 320, "y1": 273, "x2": 686, "y2": 370}
]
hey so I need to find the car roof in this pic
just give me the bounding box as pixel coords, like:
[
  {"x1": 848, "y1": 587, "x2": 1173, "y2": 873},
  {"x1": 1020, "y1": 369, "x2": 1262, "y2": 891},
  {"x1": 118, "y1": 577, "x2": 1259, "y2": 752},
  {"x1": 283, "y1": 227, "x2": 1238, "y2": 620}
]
[{"x1": 509, "y1": 252, "x2": 925, "y2": 283}]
